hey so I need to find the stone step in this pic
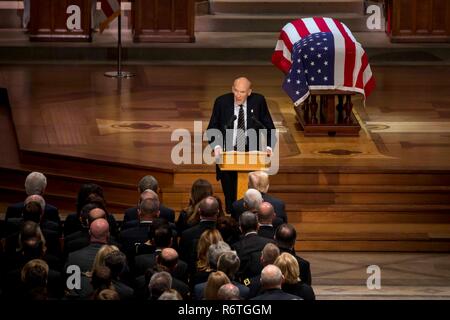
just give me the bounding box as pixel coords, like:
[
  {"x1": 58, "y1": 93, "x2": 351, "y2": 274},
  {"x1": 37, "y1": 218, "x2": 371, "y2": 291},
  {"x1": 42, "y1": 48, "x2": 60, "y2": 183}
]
[
  {"x1": 195, "y1": 13, "x2": 385, "y2": 33},
  {"x1": 210, "y1": 0, "x2": 365, "y2": 15}
]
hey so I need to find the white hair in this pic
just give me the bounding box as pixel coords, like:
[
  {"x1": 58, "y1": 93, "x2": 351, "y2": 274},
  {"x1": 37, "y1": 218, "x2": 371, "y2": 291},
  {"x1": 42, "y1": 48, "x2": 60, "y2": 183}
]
[
  {"x1": 25, "y1": 172, "x2": 47, "y2": 195},
  {"x1": 243, "y1": 188, "x2": 263, "y2": 211}
]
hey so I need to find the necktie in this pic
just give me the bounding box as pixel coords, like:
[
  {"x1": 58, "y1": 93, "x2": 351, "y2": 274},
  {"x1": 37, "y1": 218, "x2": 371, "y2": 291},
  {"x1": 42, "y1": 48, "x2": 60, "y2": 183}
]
[{"x1": 236, "y1": 104, "x2": 246, "y2": 151}]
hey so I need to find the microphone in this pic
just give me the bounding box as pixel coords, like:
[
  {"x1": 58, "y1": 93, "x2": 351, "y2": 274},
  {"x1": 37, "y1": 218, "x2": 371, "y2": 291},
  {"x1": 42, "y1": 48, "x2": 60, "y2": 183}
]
[
  {"x1": 252, "y1": 116, "x2": 266, "y2": 130},
  {"x1": 224, "y1": 115, "x2": 237, "y2": 130}
]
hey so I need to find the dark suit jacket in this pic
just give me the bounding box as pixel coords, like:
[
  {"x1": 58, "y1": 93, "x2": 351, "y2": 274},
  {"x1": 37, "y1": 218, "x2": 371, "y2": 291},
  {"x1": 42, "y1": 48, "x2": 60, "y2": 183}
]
[
  {"x1": 123, "y1": 204, "x2": 175, "y2": 223},
  {"x1": 258, "y1": 225, "x2": 275, "y2": 240},
  {"x1": 279, "y1": 247, "x2": 312, "y2": 286},
  {"x1": 231, "y1": 192, "x2": 287, "y2": 223},
  {"x1": 251, "y1": 288, "x2": 302, "y2": 300},
  {"x1": 6, "y1": 202, "x2": 60, "y2": 224},
  {"x1": 65, "y1": 242, "x2": 104, "y2": 273},
  {"x1": 207, "y1": 92, "x2": 276, "y2": 180},
  {"x1": 178, "y1": 220, "x2": 216, "y2": 271},
  {"x1": 232, "y1": 232, "x2": 275, "y2": 279}
]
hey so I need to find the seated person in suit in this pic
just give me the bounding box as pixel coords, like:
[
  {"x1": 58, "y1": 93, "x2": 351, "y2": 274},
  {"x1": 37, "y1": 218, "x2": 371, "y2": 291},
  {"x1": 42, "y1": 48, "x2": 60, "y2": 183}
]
[
  {"x1": 232, "y1": 171, "x2": 287, "y2": 223},
  {"x1": 176, "y1": 179, "x2": 216, "y2": 234},
  {"x1": 123, "y1": 175, "x2": 175, "y2": 223},
  {"x1": 232, "y1": 211, "x2": 275, "y2": 280},
  {"x1": 275, "y1": 223, "x2": 312, "y2": 286},
  {"x1": 232, "y1": 188, "x2": 263, "y2": 221},
  {"x1": 6, "y1": 171, "x2": 60, "y2": 224},
  {"x1": 251, "y1": 264, "x2": 301, "y2": 300},
  {"x1": 207, "y1": 77, "x2": 276, "y2": 214},
  {"x1": 64, "y1": 183, "x2": 118, "y2": 238},
  {"x1": 257, "y1": 202, "x2": 280, "y2": 240}
]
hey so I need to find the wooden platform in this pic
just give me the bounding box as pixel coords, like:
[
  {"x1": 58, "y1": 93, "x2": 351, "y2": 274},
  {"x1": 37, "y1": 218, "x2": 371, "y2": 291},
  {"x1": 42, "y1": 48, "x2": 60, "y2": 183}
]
[{"x1": 1, "y1": 64, "x2": 450, "y2": 252}]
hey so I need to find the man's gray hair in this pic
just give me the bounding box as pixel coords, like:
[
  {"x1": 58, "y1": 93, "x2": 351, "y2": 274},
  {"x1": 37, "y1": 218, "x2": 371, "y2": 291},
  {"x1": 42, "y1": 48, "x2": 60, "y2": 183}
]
[
  {"x1": 138, "y1": 175, "x2": 159, "y2": 193},
  {"x1": 217, "y1": 283, "x2": 240, "y2": 300},
  {"x1": 148, "y1": 271, "x2": 172, "y2": 294},
  {"x1": 25, "y1": 172, "x2": 47, "y2": 196},
  {"x1": 243, "y1": 188, "x2": 263, "y2": 211},
  {"x1": 260, "y1": 264, "x2": 283, "y2": 289},
  {"x1": 207, "y1": 241, "x2": 231, "y2": 269}
]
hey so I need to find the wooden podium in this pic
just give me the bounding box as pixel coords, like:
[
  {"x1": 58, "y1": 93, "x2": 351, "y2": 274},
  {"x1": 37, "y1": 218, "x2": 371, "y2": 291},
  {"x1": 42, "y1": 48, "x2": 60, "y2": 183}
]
[
  {"x1": 29, "y1": 0, "x2": 92, "y2": 42},
  {"x1": 218, "y1": 151, "x2": 270, "y2": 200}
]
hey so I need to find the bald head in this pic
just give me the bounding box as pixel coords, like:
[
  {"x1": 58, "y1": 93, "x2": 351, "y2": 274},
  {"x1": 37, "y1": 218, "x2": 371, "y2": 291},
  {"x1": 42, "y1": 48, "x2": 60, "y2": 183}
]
[
  {"x1": 140, "y1": 189, "x2": 159, "y2": 202},
  {"x1": 198, "y1": 196, "x2": 219, "y2": 219},
  {"x1": 90, "y1": 218, "x2": 109, "y2": 244},
  {"x1": 258, "y1": 202, "x2": 275, "y2": 224},
  {"x1": 217, "y1": 283, "x2": 240, "y2": 300},
  {"x1": 158, "y1": 248, "x2": 179, "y2": 270},
  {"x1": 260, "y1": 264, "x2": 283, "y2": 289},
  {"x1": 232, "y1": 77, "x2": 252, "y2": 105},
  {"x1": 89, "y1": 208, "x2": 106, "y2": 221}
]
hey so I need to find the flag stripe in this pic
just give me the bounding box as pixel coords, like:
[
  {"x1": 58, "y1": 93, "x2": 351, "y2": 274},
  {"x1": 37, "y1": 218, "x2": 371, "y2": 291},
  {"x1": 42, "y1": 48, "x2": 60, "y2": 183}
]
[
  {"x1": 324, "y1": 19, "x2": 345, "y2": 88},
  {"x1": 313, "y1": 17, "x2": 331, "y2": 33},
  {"x1": 333, "y1": 18, "x2": 356, "y2": 88},
  {"x1": 302, "y1": 17, "x2": 321, "y2": 34},
  {"x1": 291, "y1": 19, "x2": 310, "y2": 38}
]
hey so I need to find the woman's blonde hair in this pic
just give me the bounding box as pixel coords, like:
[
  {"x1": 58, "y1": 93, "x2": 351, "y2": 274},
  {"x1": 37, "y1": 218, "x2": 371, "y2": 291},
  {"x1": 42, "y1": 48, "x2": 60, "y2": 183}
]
[
  {"x1": 197, "y1": 229, "x2": 223, "y2": 271},
  {"x1": 274, "y1": 252, "x2": 300, "y2": 284},
  {"x1": 204, "y1": 271, "x2": 230, "y2": 300},
  {"x1": 86, "y1": 244, "x2": 119, "y2": 277}
]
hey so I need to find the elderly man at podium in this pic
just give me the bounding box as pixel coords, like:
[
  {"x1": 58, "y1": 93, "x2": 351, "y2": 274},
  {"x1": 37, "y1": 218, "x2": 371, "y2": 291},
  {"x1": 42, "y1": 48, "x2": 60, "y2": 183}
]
[{"x1": 207, "y1": 77, "x2": 276, "y2": 214}]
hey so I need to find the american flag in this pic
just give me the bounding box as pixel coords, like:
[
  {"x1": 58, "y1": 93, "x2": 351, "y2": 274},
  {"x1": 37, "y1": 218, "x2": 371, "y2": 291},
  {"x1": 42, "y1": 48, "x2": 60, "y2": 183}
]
[
  {"x1": 272, "y1": 17, "x2": 375, "y2": 105},
  {"x1": 96, "y1": 0, "x2": 121, "y2": 33}
]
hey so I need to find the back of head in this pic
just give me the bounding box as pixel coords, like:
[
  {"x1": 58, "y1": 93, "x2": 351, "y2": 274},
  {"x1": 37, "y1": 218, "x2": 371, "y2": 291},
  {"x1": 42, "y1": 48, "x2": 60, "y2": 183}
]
[
  {"x1": 191, "y1": 179, "x2": 213, "y2": 205},
  {"x1": 20, "y1": 221, "x2": 46, "y2": 257},
  {"x1": 153, "y1": 225, "x2": 173, "y2": 248},
  {"x1": 104, "y1": 250, "x2": 127, "y2": 279},
  {"x1": 158, "y1": 289, "x2": 183, "y2": 300},
  {"x1": 261, "y1": 243, "x2": 280, "y2": 266},
  {"x1": 275, "y1": 224, "x2": 297, "y2": 249},
  {"x1": 274, "y1": 252, "x2": 300, "y2": 284},
  {"x1": 95, "y1": 288, "x2": 120, "y2": 300},
  {"x1": 248, "y1": 171, "x2": 269, "y2": 194},
  {"x1": 25, "y1": 172, "x2": 47, "y2": 196},
  {"x1": 22, "y1": 199, "x2": 43, "y2": 223},
  {"x1": 207, "y1": 241, "x2": 231, "y2": 270},
  {"x1": 138, "y1": 175, "x2": 159, "y2": 193},
  {"x1": 217, "y1": 283, "x2": 241, "y2": 300},
  {"x1": 239, "y1": 211, "x2": 258, "y2": 234},
  {"x1": 76, "y1": 183, "x2": 104, "y2": 215},
  {"x1": 158, "y1": 248, "x2": 179, "y2": 271},
  {"x1": 198, "y1": 196, "x2": 219, "y2": 219},
  {"x1": 243, "y1": 189, "x2": 263, "y2": 212},
  {"x1": 260, "y1": 264, "x2": 283, "y2": 290},
  {"x1": 139, "y1": 196, "x2": 160, "y2": 219},
  {"x1": 91, "y1": 245, "x2": 119, "y2": 274},
  {"x1": 89, "y1": 218, "x2": 110, "y2": 243},
  {"x1": 91, "y1": 266, "x2": 112, "y2": 291},
  {"x1": 257, "y1": 202, "x2": 275, "y2": 224},
  {"x1": 217, "y1": 251, "x2": 240, "y2": 280},
  {"x1": 148, "y1": 271, "x2": 173, "y2": 300},
  {"x1": 197, "y1": 229, "x2": 223, "y2": 270},
  {"x1": 21, "y1": 259, "x2": 49, "y2": 288},
  {"x1": 216, "y1": 215, "x2": 240, "y2": 243},
  {"x1": 204, "y1": 271, "x2": 231, "y2": 300}
]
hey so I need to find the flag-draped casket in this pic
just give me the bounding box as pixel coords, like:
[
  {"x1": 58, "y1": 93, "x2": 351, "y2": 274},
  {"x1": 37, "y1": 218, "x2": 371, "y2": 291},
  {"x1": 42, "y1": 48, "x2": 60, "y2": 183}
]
[{"x1": 272, "y1": 17, "x2": 375, "y2": 106}]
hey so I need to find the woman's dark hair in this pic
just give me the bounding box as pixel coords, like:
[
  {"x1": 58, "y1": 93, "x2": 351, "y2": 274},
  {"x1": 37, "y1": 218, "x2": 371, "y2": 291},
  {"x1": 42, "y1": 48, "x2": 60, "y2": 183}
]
[{"x1": 76, "y1": 183, "x2": 104, "y2": 215}]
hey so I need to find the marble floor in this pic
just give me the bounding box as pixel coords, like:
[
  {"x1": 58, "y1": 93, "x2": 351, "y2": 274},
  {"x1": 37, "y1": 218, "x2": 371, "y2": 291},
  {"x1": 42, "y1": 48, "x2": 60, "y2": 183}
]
[{"x1": 301, "y1": 252, "x2": 450, "y2": 299}]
